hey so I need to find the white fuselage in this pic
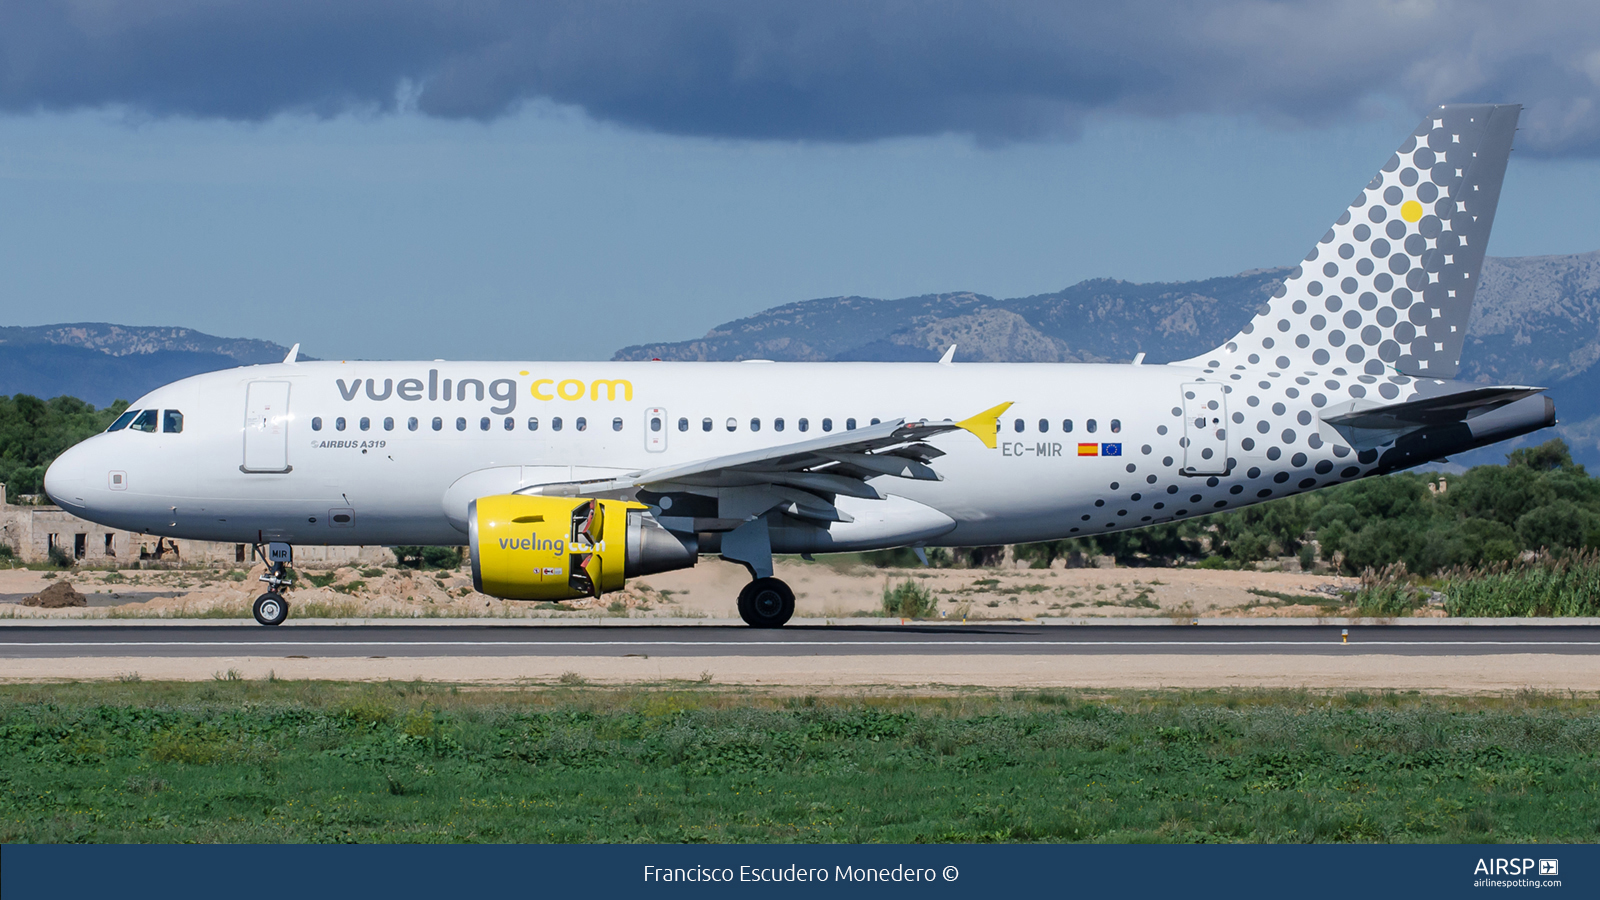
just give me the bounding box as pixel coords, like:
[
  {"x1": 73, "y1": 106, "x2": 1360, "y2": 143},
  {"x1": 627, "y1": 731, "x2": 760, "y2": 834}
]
[{"x1": 44, "y1": 358, "x2": 1392, "y2": 551}]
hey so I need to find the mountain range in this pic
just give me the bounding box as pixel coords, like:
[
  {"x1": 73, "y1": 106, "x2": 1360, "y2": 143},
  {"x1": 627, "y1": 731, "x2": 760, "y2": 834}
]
[
  {"x1": 0, "y1": 324, "x2": 303, "y2": 409},
  {"x1": 8, "y1": 249, "x2": 1600, "y2": 468}
]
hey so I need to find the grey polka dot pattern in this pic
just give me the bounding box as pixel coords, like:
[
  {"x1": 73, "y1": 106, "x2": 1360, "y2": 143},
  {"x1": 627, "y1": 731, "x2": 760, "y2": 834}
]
[
  {"x1": 1179, "y1": 105, "x2": 1519, "y2": 380},
  {"x1": 1052, "y1": 107, "x2": 1528, "y2": 542}
]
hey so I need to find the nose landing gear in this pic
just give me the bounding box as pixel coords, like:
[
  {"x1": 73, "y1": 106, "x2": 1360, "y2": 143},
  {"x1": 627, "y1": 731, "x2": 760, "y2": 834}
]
[
  {"x1": 253, "y1": 590, "x2": 288, "y2": 627},
  {"x1": 253, "y1": 541, "x2": 293, "y2": 627}
]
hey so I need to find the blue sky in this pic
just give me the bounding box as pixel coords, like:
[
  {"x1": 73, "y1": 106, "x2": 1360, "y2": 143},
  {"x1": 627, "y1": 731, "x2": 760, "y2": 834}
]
[{"x1": 2, "y1": 2, "x2": 1598, "y2": 361}]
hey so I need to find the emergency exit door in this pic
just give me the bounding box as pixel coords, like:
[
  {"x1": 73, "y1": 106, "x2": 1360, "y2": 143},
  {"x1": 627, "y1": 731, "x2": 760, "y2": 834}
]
[
  {"x1": 243, "y1": 381, "x2": 292, "y2": 473},
  {"x1": 644, "y1": 407, "x2": 668, "y2": 452},
  {"x1": 1181, "y1": 382, "x2": 1229, "y2": 475}
]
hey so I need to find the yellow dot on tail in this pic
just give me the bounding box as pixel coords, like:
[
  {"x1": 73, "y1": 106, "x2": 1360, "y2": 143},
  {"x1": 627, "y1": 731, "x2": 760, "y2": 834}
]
[{"x1": 1400, "y1": 200, "x2": 1423, "y2": 222}]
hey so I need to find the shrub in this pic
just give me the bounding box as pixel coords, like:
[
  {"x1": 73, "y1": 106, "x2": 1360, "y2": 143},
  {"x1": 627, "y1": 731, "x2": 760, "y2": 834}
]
[
  {"x1": 881, "y1": 579, "x2": 938, "y2": 618},
  {"x1": 1353, "y1": 562, "x2": 1424, "y2": 616}
]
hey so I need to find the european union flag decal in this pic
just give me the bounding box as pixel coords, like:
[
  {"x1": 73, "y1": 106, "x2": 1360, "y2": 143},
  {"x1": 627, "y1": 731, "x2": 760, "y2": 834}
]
[{"x1": 1101, "y1": 443, "x2": 1122, "y2": 456}]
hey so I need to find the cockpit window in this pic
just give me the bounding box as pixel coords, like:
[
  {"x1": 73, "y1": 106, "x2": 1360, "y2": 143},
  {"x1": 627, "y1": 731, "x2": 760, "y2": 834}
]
[
  {"x1": 129, "y1": 410, "x2": 158, "y2": 433},
  {"x1": 162, "y1": 410, "x2": 184, "y2": 434},
  {"x1": 107, "y1": 410, "x2": 139, "y2": 432}
]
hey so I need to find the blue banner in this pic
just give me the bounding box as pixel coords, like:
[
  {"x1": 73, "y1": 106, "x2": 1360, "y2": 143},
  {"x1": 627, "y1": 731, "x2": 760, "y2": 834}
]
[{"x1": 2, "y1": 844, "x2": 1592, "y2": 899}]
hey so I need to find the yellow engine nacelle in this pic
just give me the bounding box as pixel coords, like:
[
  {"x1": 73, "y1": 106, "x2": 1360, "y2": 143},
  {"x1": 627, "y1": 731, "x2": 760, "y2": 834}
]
[{"x1": 468, "y1": 495, "x2": 697, "y2": 601}]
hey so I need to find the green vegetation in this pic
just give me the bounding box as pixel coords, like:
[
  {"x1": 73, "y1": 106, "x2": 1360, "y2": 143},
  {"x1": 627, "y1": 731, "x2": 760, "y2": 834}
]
[
  {"x1": 0, "y1": 394, "x2": 127, "y2": 496},
  {"x1": 880, "y1": 578, "x2": 938, "y2": 618},
  {"x1": 1443, "y1": 552, "x2": 1600, "y2": 617},
  {"x1": 392, "y1": 546, "x2": 464, "y2": 570},
  {"x1": 1, "y1": 683, "x2": 1596, "y2": 843}
]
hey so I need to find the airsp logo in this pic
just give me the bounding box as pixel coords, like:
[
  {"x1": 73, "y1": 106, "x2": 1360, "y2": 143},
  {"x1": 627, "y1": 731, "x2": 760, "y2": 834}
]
[{"x1": 1473, "y1": 858, "x2": 1553, "y2": 876}]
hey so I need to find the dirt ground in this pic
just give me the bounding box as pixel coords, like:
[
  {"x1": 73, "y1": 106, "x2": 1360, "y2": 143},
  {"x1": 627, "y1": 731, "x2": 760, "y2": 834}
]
[
  {"x1": 0, "y1": 558, "x2": 1365, "y2": 621},
  {"x1": 2, "y1": 653, "x2": 1595, "y2": 694}
]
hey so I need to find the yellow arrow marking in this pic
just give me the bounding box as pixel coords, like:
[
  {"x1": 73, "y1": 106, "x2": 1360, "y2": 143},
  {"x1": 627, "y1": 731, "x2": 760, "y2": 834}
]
[{"x1": 955, "y1": 401, "x2": 1014, "y2": 449}]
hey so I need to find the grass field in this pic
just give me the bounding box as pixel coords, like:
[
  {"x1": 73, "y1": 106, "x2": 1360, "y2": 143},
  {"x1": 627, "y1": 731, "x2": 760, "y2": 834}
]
[{"x1": 1, "y1": 681, "x2": 1597, "y2": 843}]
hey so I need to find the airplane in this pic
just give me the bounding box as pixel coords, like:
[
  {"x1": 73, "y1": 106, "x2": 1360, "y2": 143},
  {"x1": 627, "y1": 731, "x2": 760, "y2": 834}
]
[{"x1": 44, "y1": 103, "x2": 1553, "y2": 628}]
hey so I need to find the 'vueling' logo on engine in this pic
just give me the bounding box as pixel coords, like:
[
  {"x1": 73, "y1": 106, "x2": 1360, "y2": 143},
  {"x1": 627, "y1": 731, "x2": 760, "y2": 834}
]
[
  {"x1": 500, "y1": 535, "x2": 566, "y2": 556},
  {"x1": 496, "y1": 535, "x2": 607, "y2": 556}
]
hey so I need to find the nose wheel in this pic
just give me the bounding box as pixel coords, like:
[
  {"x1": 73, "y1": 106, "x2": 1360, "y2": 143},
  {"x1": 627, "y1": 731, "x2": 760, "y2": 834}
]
[
  {"x1": 737, "y1": 577, "x2": 795, "y2": 628},
  {"x1": 253, "y1": 591, "x2": 289, "y2": 627},
  {"x1": 252, "y1": 542, "x2": 295, "y2": 627}
]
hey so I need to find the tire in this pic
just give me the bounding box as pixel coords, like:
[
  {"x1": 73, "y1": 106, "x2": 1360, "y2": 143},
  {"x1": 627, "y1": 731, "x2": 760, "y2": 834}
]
[
  {"x1": 253, "y1": 592, "x2": 289, "y2": 627},
  {"x1": 737, "y1": 577, "x2": 795, "y2": 628}
]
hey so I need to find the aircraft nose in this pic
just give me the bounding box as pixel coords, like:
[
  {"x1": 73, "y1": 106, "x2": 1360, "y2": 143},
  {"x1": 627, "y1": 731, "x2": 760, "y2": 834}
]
[{"x1": 43, "y1": 441, "x2": 93, "y2": 510}]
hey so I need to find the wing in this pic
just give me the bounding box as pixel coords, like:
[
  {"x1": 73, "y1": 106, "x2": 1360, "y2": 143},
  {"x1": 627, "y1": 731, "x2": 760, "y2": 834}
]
[{"x1": 517, "y1": 402, "x2": 1011, "y2": 526}]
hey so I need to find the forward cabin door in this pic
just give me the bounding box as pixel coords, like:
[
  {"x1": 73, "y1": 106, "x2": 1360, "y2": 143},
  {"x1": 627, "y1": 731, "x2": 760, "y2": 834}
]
[
  {"x1": 242, "y1": 381, "x2": 292, "y2": 473},
  {"x1": 1181, "y1": 382, "x2": 1228, "y2": 475}
]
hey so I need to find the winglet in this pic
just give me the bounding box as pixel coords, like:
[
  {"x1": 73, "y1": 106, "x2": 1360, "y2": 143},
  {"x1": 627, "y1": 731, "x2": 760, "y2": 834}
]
[
  {"x1": 938, "y1": 344, "x2": 957, "y2": 366},
  {"x1": 955, "y1": 401, "x2": 1012, "y2": 449},
  {"x1": 283, "y1": 343, "x2": 300, "y2": 364}
]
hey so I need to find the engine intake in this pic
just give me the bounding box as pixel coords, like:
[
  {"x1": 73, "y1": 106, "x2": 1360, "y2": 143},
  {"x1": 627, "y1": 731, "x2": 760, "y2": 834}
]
[{"x1": 469, "y1": 495, "x2": 697, "y2": 601}]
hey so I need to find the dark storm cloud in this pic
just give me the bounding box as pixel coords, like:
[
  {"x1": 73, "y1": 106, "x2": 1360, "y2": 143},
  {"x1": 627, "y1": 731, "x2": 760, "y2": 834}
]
[{"x1": 3, "y1": 1, "x2": 1599, "y2": 154}]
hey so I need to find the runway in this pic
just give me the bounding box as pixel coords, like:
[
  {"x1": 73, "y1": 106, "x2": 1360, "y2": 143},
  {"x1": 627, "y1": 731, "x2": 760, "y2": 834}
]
[{"x1": 2, "y1": 623, "x2": 1598, "y2": 658}]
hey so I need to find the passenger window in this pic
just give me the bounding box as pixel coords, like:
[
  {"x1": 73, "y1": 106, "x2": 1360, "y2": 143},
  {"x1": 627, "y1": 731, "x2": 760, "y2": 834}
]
[
  {"x1": 798, "y1": 418, "x2": 809, "y2": 432},
  {"x1": 359, "y1": 417, "x2": 370, "y2": 432},
  {"x1": 751, "y1": 418, "x2": 761, "y2": 432},
  {"x1": 335, "y1": 417, "x2": 347, "y2": 432},
  {"x1": 479, "y1": 417, "x2": 490, "y2": 431},
  {"x1": 504, "y1": 417, "x2": 514, "y2": 431},
  {"x1": 774, "y1": 418, "x2": 784, "y2": 432},
  {"x1": 1087, "y1": 419, "x2": 1098, "y2": 434},
  {"x1": 576, "y1": 417, "x2": 587, "y2": 432},
  {"x1": 822, "y1": 418, "x2": 833, "y2": 432},
  {"x1": 310, "y1": 416, "x2": 322, "y2": 432},
  {"x1": 107, "y1": 410, "x2": 139, "y2": 432},
  {"x1": 1063, "y1": 419, "x2": 1073, "y2": 433},
  {"x1": 432, "y1": 417, "x2": 443, "y2": 431},
  {"x1": 408, "y1": 417, "x2": 418, "y2": 431},
  {"x1": 384, "y1": 417, "x2": 395, "y2": 431},
  {"x1": 528, "y1": 417, "x2": 539, "y2": 431},
  {"x1": 870, "y1": 418, "x2": 880, "y2": 426},
  {"x1": 1014, "y1": 418, "x2": 1024, "y2": 433},
  {"x1": 552, "y1": 417, "x2": 563, "y2": 431},
  {"x1": 702, "y1": 418, "x2": 712, "y2": 432},
  {"x1": 456, "y1": 417, "x2": 466, "y2": 431},
  {"x1": 1039, "y1": 419, "x2": 1049, "y2": 433},
  {"x1": 130, "y1": 410, "x2": 158, "y2": 433},
  {"x1": 726, "y1": 417, "x2": 737, "y2": 432},
  {"x1": 613, "y1": 417, "x2": 624, "y2": 432},
  {"x1": 162, "y1": 410, "x2": 183, "y2": 433},
  {"x1": 1110, "y1": 419, "x2": 1121, "y2": 433},
  {"x1": 846, "y1": 418, "x2": 856, "y2": 430},
  {"x1": 677, "y1": 417, "x2": 688, "y2": 432},
  {"x1": 650, "y1": 417, "x2": 661, "y2": 432}
]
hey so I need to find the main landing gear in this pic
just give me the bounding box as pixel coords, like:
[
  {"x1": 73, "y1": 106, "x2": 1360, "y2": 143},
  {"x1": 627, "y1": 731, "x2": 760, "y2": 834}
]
[
  {"x1": 737, "y1": 577, "x2": 795, "y2": 628},
  {"x1": 253, "y1": 541, "x2": 293, "y2": 627}
]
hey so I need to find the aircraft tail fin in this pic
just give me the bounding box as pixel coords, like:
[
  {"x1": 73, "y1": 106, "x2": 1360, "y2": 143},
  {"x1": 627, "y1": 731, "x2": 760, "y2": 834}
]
[{"x1": 1176, "y1": 103, "x2": 1520, "y2": 379}]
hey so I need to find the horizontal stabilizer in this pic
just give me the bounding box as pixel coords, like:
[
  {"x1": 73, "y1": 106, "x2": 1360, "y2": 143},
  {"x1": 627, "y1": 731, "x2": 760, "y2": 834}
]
[
  {"x1": 1321, "y1": 385, "x2": 1544, "y2": 430},
  {"x1": 1321, "y1": 384, "x2": 1549, "y2": 455}
]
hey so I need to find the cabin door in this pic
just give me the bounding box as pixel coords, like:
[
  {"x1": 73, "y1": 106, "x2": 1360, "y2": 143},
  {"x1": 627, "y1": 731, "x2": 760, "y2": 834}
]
[
  {"x1": 243, "y1": 381, "x2": 292, "y2": 473},
  {"x1": 1181, "y1": 382, "x2": 1229, "y2": 475}
]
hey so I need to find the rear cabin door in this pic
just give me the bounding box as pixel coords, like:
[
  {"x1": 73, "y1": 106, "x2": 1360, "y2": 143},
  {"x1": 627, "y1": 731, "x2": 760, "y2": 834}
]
[
  {"x1": 1181, "y1": 382, "x2": 1229, "y2": 475},
  {"x1": 243, "y1": 381, "x2": 292, "y2": 473}
]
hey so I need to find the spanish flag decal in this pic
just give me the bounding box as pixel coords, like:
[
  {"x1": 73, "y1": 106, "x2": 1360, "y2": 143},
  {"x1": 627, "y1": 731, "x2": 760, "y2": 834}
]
[{"x1": 1077, "y1": 443, "x2": 1099, "y2": 457}]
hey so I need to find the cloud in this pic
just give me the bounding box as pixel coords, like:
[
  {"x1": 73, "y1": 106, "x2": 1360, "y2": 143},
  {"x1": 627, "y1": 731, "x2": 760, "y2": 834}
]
[{"x1": 3, "y1": 1, "x2": 1600, "y2": 154}]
